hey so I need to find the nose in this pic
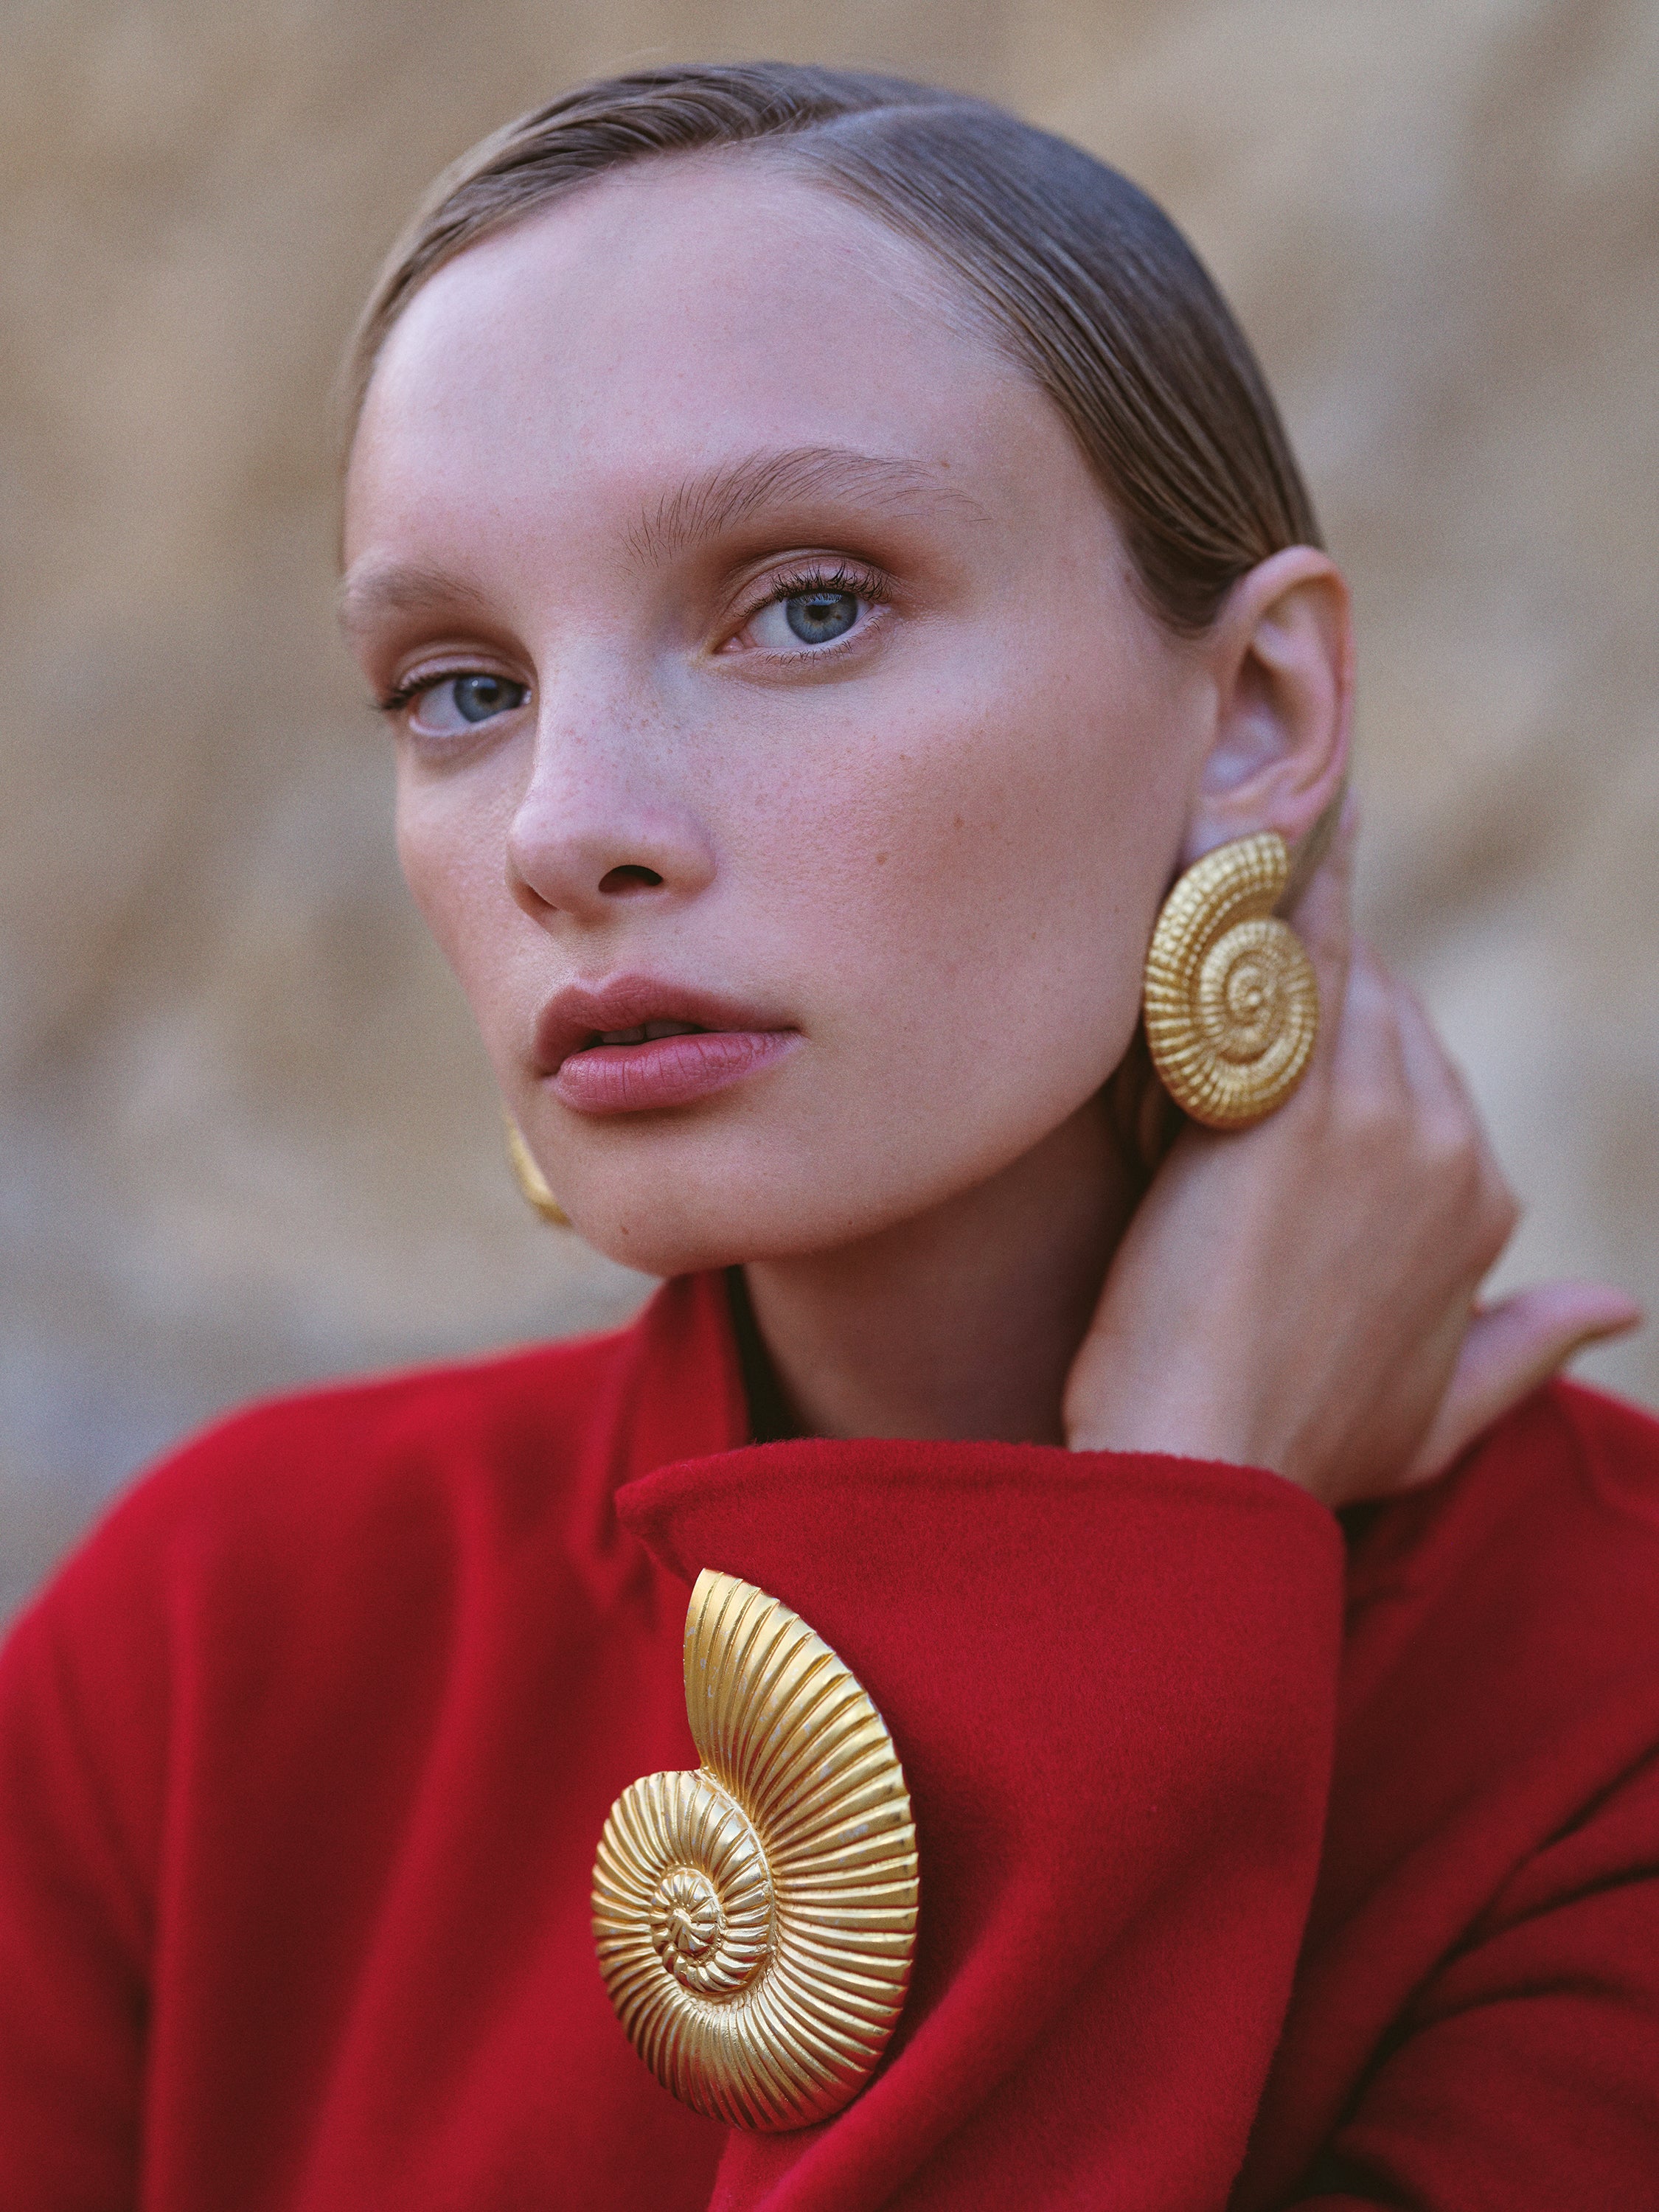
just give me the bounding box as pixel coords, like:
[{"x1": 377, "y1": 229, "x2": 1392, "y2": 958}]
[{"x1": 506, "y1": 705, "x2": 715, "y2": 928}]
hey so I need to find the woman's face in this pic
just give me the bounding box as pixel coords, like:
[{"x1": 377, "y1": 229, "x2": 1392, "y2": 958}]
[{"x1": 341, "y1": 156, "x2": 1219, "y2": 1275}]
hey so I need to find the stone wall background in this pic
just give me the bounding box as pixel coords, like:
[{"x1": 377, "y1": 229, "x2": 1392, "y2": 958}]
[{"x1": 3, "y1": 0, "x2": 1656, "y2": 1618}]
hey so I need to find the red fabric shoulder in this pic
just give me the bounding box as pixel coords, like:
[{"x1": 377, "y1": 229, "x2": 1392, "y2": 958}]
[
  {"x1": 0, "y1": 1270, "x2": 744, "y2": 1990},
  {"x1": 19, "y1": 1270, "x2": 744, "y2": 1644},
  {"x1": 1338, "y1": 1374, "x2": 1659, "y2": 1677},
  {"x1": 1547, "y1": 1371, "x2": 1659, "y2": 1517}
]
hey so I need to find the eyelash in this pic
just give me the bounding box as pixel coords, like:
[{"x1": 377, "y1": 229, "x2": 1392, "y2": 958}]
[
  {"x1": 375, "y1": 676, "x2": 443, "y2": 717},
  {"x1": 739, "y1": 562, "x2": 891, "y2": 642},
  {"x1": 372, "y1": 560, "x2": 891, "y2": 717}
]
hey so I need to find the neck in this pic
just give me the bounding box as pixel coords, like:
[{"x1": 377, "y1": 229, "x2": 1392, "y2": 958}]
[{"x1": 741, "y1": 1099, "x2": 1135, "y2": 1447}]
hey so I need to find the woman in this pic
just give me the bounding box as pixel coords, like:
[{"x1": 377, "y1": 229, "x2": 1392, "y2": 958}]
[{"x1": 1, "y1": 63, "x2": 1653, "y2": 2210}]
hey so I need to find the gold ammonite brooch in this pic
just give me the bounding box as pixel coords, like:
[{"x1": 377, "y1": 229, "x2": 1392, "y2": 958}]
[{"x1": 591, "y1": 1570, "x2": 919, "y2": 2130}]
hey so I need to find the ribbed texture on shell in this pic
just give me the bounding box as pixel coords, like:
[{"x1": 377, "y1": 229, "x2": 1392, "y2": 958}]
[
  {"x1": 1142, "y1": 830, "x2": 1318, "y2": 1128},
  {"x1": 591, "y1": 1571, "x2": 919, "y2": 2131}
]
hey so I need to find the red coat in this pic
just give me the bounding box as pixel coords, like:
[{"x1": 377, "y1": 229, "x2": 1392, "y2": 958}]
[{"x1": 1, "y1": 1271, "x2": 1656, "y2": 2208}]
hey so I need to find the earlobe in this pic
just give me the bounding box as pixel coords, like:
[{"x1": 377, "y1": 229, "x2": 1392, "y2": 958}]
[{"x1": 1182, "y1": 547, "x2": 1354, "y2": 866}]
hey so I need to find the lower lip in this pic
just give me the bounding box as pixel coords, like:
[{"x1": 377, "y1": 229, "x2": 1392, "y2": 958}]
[{"x1": 552, "y1": 1029, "x2": 800, "y2": 1115}]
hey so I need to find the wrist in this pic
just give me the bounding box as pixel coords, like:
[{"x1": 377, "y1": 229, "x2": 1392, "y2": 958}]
[{"x1": 1065, "y1": 1399, "x2": 1271, "y2": 1469}]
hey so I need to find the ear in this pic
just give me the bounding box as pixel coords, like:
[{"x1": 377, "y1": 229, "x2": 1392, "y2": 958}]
[{"x1": 1180, "y1": 546, "x2": 1354, "y2": 865}]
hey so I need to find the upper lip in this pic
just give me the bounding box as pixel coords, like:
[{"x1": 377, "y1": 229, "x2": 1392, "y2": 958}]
[{"x1": 532, "y1": 976, "x2": 796, "y2": 1076}]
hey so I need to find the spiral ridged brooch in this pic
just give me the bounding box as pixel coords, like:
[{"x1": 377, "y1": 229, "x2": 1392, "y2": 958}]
[
  {"x1": 591, "y1": 1570, "x2": 919, "y2": 2131},
  {"x1": 1142, "y1": 830, "x2": 1319, "y2": 1129}
]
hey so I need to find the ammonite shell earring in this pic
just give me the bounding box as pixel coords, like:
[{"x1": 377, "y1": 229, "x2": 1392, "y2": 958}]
[
  {"x1": 592, "y1": 1570, "x2": 919, "y2": 2130},
  {"x1": 503, "y1": 1113, "x2": 569, "y2": 1227},
  {"x1": 1142, "y1": 829, "x2": 1319, "y2": 1128}
]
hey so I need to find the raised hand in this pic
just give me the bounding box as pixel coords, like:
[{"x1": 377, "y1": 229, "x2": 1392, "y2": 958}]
[{"x1": 1062, "y1": 809, "x2": 1640, "y2": 1506}]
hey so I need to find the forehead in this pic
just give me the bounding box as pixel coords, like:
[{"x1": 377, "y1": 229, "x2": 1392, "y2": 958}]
[{"x1": 346, "y1": 156, "x2": 1060, "y2": 550}]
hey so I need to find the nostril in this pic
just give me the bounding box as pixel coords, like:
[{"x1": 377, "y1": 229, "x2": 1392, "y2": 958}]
[{"x1": 598, "y1": 865, "x2": 664, "y2": 896}]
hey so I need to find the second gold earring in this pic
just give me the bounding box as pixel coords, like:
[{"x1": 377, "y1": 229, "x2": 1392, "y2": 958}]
[
  {"x1": 504, "y1": 1113, "x2": 570, "y2": 1227},
  {"x1": 1141, "y1": 830, "x2": 1318, "y2": 1129}
]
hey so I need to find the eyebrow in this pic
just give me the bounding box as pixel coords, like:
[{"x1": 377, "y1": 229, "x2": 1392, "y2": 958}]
[
  {"x1": 338, "y1": 445, "x2": 982, "y2": 635},
  {"x1": 335, "y1": 560, "x2": 493, "y2": 639},
  {"x1": 627, "y1": 445, "x2": 984, "y2": 563}
]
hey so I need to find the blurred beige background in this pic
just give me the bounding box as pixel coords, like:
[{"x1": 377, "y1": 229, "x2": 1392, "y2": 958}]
[{"x1": 3, "y1": 0, "x2": 1656, "y2": 1618}]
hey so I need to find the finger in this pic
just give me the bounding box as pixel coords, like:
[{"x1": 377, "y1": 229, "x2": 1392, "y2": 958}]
[
  {"x1": 1327, "y1": 939, "x2": 1410, "y2": 1097},
  {"x1": 1285, "y1": 783, "x2": 1358, "y2": 938},
  {"x1": 1387, "y1": 975, "x2": 1518, "y2": 1255},
  {"x1": 1386, "y1": 974, "x2": 1500, "y2": 1186},
  {"x1": 1287, "y1": 795, "x2": 1357, "y2": 1073},
  {"x1": 1385, "y1": 970, "x2": 1467, "y2": 1113},
  {"x1": 1402, "y1": 1280, "x2": 1644, "y2": 1485},
  {"x1": 1338, "y1": 963, "x2": 1515, "y2": 1276}
]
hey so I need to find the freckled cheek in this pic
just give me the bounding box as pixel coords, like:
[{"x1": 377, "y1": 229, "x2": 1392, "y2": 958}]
[
  {"x1": 394, "y1": 782, "x2": 518, "y2": 1011},
  {"x1": 394, "y1": 793, "x2": 465, "y2": 948},
  {"x1": 732, "y1": 745, "x2": 968, "y2": 935},
  {"x1": 746, "y1": 724, "x2": 1126, "y2": 1048}
]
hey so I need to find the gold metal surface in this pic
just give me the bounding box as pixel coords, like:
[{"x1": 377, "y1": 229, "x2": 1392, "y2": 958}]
[
  {"x1": 591, "y1": 1570, "x2": 919, "y2": 2131},
  {"x1": 503, "y1": 1113, "x2": 569, "y2": 1227},
  {"x1": 1142, "y1": 830, "x2": 1319, "y2": 1128}
]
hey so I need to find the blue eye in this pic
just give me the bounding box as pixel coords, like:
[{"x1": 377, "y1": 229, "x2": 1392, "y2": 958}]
[
  {"x1": 783, "y1": 591, "x2": 860, "y2": 645},
  {"x1": 452, "y1": 674, "x2": 526, "y2": 723},
  {"x1": 400, "y1": 672, "x2": 529, "y2": 737}
]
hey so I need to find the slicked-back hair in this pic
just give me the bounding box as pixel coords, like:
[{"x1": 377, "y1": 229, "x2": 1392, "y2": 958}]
[{"x1": 345, "y1": 63, "x2": 1321, "y2": 636}]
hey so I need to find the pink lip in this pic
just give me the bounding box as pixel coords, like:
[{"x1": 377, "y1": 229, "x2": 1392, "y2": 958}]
[{"x1": 534, "y1": 978, "x2": 801, "y2": 1117}]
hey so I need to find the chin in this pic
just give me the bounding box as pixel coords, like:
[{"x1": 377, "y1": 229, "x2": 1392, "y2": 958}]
[
  {"x1": 557, "y1": 1155, "x2": 896, "y2": 1278},
  {"x1": 572, "y1": 1208, "x2": 754, "y2": 1281}
]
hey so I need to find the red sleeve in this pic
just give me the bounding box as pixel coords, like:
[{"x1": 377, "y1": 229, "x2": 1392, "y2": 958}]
[
  {"x1": 1287, "y1": 1723, "x2": 1659, "y2": 2208},
  {"x1": 617, "y1": 1436, "x2": 1349, "y2": 2212},
  {"x1": 1240, "y1": 1382, "x2": 1659, "y2": 2211},
  {"x1": 618, "y1": 1429, "x2": 1659, "y2": 2211}
]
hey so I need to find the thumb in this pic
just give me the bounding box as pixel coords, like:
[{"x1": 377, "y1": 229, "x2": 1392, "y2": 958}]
[{"x1": 1404, "y1": 1281, "x2": 1643, "y2": 1486}]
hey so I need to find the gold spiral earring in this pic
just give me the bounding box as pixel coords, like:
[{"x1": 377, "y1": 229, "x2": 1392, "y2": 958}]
[
  {"x1": 1142, "y1": 830, "x2": 1318, "y2": 1128},
  {"x1": 591, "y1": 1571, "x2": 919, "y2": 2131},
  {"x1": 503, "y1": 1113, "x2": 569, "y2": 1227}
]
